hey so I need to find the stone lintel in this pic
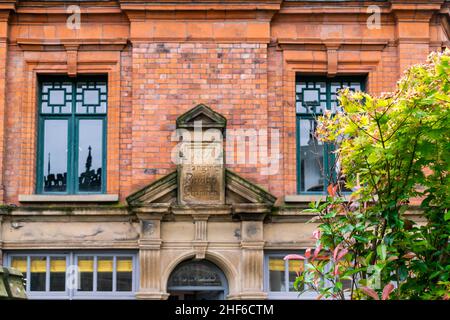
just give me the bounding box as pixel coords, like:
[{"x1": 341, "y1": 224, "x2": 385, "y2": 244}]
[
  {"x1": 135, "y1": 291, "x2": 170, "y2": 300},
  {"x1": 234, "y1": 203, "x2": 272, "y2": 214},
  {"x1": 236, "y1": 212, "x2": 267, "y2": 221},
  {"x1": 138, "y1": 239, "x2": 163, "y2": 250},
  {"x1": 18, "y1": 194, "x2": 119, "y2": 203},
  {"x1": 238, "y1": 292, "x2": 268, "y2": 300},
  {"x1": 240, "y1": 241, "x2": 265, "y2": 250},
  {"x1": 172, "y1": 205, "x2": 232, "y2": 215},
  {"x1": 132, "y1": 204, "x2": 171, "y2": 215}
]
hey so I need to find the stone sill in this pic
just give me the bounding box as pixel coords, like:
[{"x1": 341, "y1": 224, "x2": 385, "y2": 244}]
[
  {"x1": 284, "y1": 195, "x2": 327, "y2": 203},
  {"x1": 18, "y1": 194, "x2": 119, "y2": 203}
]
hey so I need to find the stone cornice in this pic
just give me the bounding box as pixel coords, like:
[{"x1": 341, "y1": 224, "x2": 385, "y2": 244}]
[
  {"x1": 0, "y1": 0, "x2": 16, "y2": 11},
  {"x1": 119, "y1": 0, "x2": 282, "y2": 12}
]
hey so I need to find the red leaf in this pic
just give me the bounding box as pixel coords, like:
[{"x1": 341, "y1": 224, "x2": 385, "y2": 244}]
[
  {"x1": 305, "y1": 248, "x2": 312, "y2": 259},
  {"x1": 360, "y1": 287, "x2": 380, "y2": 300},
  {"x1": 327, "y1": 184, "x2": 337, "y2": 197},
  {"x1": 314, "y1": 244, "x2": 322, "y2": 259},
  {"x1": 336, "y1": 249, "x2": 349, "y2": 262},
  {"x1": 382, "y1": 283, "x2": 395, "y2": 300},
  {"x1": 333, "y1": 244, "x2": 342, "y2": 261},
  {"x1": 284, "y1": 254, "x2": 305, "y2": 261},
  {"x1": 333, "y1": 264, "x2": 340, "y2": 276},
  {"x1": 402, "y1": 252, "x2": 416, "y2": 259},
  {"x1": 312, "y1": 229, "x2": 321, "y2": 240}
]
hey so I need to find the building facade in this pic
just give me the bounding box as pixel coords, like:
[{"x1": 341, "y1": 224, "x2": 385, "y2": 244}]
[{"x1": 0, "y1": 0, "x2": 449, "y2": 300}]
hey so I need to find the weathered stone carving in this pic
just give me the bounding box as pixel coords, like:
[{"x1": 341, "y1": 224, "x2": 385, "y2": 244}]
[{"x1": 176, "y1": 104, "x2": 226, "y2": 205}]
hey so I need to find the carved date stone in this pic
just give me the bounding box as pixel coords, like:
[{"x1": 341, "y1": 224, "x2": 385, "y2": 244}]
[{"x1": 176, "y1": 104, "x2": 226, "y2": 205}]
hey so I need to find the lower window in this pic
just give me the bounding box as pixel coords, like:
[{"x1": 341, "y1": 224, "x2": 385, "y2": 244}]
[
  {"x1": 6, "y1": 251, "x2": 137, "y2": 300},
  {"x1": 264, "y1": 252, "x2": 318, "y2": 300}
]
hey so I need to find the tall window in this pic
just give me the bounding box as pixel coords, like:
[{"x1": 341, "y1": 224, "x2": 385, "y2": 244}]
[
  {"x1": 6, "y1": 252, "x2": 137, "y2": 299},
  {"x1": 295, "y1": 76, "x2": 365, "y2": 194},
  {"x1": 37, "y1": 76, "x2": 107, "y2": 194}
]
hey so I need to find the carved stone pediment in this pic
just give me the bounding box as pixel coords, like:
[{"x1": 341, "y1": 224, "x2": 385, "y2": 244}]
[
  {"x1": 126, "y1": 169, "x2": 276, "y2": 215},
  {"x1": 176, "y1": 104, "x2": 226, "y2": 130}
]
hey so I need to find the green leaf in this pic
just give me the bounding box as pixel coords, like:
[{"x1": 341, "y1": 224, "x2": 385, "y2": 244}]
[
  {"x1": 353, "y1": 235, "x2": 370, "y2": 243},
  {"x1": 444, "y1": 211, "x2": 450, "y2": 221},
  {"x1": 377, "y1": 244, "x2": 387, "y2": 261}
]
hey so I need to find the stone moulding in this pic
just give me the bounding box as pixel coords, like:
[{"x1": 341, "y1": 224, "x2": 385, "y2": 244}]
[
  {"x1": 176, "y1": 103, "x2": 227, "y2": 130},
  {"x1": 126, "y1": 169, "x2": 276, "y2": 217}
]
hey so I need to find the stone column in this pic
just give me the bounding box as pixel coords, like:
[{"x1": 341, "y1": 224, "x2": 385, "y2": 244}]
[
  {"x1": 135, "y1": 209, "x2": 169, "y2": 300},
  {"x1": 238, "y1": 210, "x2": 268, "y2": 300}
]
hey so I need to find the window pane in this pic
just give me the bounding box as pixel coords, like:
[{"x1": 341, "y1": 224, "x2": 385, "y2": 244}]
[
  {"x1": 43, "y1": 120, "x2": 68, "y2": 193},
  {"x1": 288, "y1": 260, "x2": 304, "y2": 292},
  {"x1": 30, "y1": 256, "x2": 46, "y2": 291},
  {"x1": 11, "y1": 256, "x2": 27, "y2": 287},
  {"x1": 78, "y1": 256, "x2": 93, "y2": 291},
  {"x1": 116, "y1": 257, "x2": 133, "y2": 292},
  {"x1": 299, "y1": 119, "x2": 324, "y2": 192},
  {"x1": 41, "y1": 82, "x2": 72, "y2": 114},
  {"x1": 11, "y1": 256, "x2": 27, "y2": 274},
  {"x1": 78, "y1": 120, "x2": 103, "y2": 192},
  {"x1": 76, "y1": 81, "x2": 107, "y2": 114},
  {"x1": 50, "y1": 257, "x2": 66, "y2": 292},
  {"x1": 269, "y1": 258, "x2": 285, "y2": 292},
  {"x1": 97, "y1": 256, "x2": 113, "y2": 292}
]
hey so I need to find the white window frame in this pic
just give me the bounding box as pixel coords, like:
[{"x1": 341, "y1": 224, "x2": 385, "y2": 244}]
[
  {"x1": 4, "y1": 251, "x2": 138, "y2": 300},
  {"x1": 264, "y1": 252, "x2": 318, "y2": 300}
]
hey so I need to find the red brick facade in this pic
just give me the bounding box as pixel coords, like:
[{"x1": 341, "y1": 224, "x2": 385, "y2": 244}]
[{"x1": 0, "y1": 0, "x2": 449, "y2": 204}]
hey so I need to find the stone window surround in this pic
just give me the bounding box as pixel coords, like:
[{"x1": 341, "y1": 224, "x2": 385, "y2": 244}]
[
  {"x1": 16, "y1": 42, "x2": 124, "y2": 200},
  {"x1": 280, "y1": 40, "x2": 387, "y2": 196}
]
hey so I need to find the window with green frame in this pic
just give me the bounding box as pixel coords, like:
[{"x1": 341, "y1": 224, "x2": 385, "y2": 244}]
[
  {"x1": 296, "y1": 76, "x2": 366, "y2": 194},
  {"x1": 37, "y1": 76, "x2": 107, "y2": 194}
]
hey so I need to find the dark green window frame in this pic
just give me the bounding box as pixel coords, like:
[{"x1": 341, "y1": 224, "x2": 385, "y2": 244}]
[
  {"x1": 36, "y1": 75, "x2": 107, "y2": 195},
  {"x1": 295, "y1": 75, "x2": 366, "y2": 195}
]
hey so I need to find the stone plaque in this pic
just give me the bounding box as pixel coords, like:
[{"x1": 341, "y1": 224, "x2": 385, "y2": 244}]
[
  {"x1": 178, "y1": 141, "x2": 225, "y2": 205},
  {"x1": 180, "y1": 165, "x2": 224, "y2": 204}
]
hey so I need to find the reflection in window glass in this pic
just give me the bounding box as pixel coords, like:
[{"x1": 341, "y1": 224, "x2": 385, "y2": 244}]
[
  {"x1": 78, "y1": 120, "x2": 103, "y2": 192},
  {"x1": 288, "y1": 260, "x2": 304, "y2": 292},
  {"x1": 296, "y1": 77, "x2": 365, "y2": 194},
  {"x1": 11, "y1": 256, "x2": 27, "y2": 285},
  {"x1": 43, "y1": 120, "x2": 68, "y2": 193},
  {"x1": 50, "y1": 257, "x2": 66, "y2": 292},
  {"x1": 78, "y1": 256, "x2": 94, "y2": 291},
  {"x1": 116, "y1": 257, "x2": 133, "y2": 292},
  {"x1": 298, "y1": 119, "x2": 324, "y2": 192},
  {"x1": 30, "y1": 256, "x2": 47, "y2": 291},
  {"x1": 269, "y1": 258, "x2": 285, "y2": 292},
  {"x1": 38, "y1": 77, "x2": 107, "y2": 195},
  {"x1": 8, "y1": 252, "x2": 136, "y2": 299},
  {"x1": 97, "y1": 256, "x2": 113, "y2": 292}
]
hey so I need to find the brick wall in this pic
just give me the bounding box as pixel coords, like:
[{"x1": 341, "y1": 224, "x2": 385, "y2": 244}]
[
  {"x1": 0, "y1": 1, "x2": 448, "y2": 204},
  {"x1": 129, "y1": 42, "x2": 270, "y2": 195}
]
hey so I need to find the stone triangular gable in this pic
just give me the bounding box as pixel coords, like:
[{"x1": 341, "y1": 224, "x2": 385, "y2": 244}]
[
  {"x1": 126, "y1": 169, "x2": 276, "y2": 210},
  {"x1": 176, "y1": 104, "x2": 227, "y2": 129}
]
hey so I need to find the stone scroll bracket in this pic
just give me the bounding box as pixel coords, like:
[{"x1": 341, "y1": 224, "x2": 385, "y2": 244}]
[
  {"x1": 325, "y1": 43, "x2": 340, "y2": 77},
  {"x1": 64, "y1": 44, "x2": 79, "y2": 77}
]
